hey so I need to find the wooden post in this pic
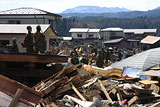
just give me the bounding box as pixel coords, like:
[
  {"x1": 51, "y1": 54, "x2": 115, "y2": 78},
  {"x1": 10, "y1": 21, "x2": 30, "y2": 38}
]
[
  {"x1": 72, "y1": 85, "x2": 86, "y2": 101},
  {"x1": 98, "y1": 80, "x2": 113, "y2": 102},
  {"x1": 9, "y1": 88, "x2": 24, "y2": 107},
  {"x1": 117, "y1": 93, "x2": 121, "y2": 105},
  {"x1": 128, "y1": 96, "x2": 138, "y2": 106}
]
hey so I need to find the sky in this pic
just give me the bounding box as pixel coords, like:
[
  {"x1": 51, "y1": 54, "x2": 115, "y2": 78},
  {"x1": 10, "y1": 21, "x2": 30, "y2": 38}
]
[{"x1": 0, "y1": 0, "x2": 160, "y2": 13}]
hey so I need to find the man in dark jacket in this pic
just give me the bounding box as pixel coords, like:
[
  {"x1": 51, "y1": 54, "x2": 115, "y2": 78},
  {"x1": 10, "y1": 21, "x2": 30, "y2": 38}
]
[
  {"x1": 34, "y1": 26, "x2": 46, "y2": 53},
  {"x1": 22, "y1": 26, "x2": 34, "y2": 53}
]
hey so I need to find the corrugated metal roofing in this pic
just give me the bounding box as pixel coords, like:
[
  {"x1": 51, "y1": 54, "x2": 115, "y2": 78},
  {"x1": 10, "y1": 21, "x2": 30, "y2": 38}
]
[
  {"x1": 0, "y1": 24, "x2": 50, "y2": 34},
  {"x1": 124, "y1": 29, "x2": 157, "y2": 34},
  {"x1": 101, "y1": 28, "x2": 123, "y2": 32},
  {"x1": 103, "y1": 38, "x2": 123, "y2": 44},
  {"x1": 0, "y1": 7, "x2": 61, "y2": 17},
  {"x1": 69, "y1": 28, "x2": 89, "y2": 33},
  {"x1": 141, "y1": 36, "x2": 160, "y2": 44},
  {"x1": 110, "y1": 47, "x2": 160, "y2": 70}
]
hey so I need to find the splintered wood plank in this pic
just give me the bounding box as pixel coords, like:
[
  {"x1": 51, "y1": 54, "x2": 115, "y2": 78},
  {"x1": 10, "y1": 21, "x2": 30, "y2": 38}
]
[
  {"x1": 72, "y1": 85, "x2": 86, "y2": 101},
  {"x1": 150, "y1": 101, "x2": 160, "y2": 107},
  {"x1": 9, "y1": 88, "x2": 24, "y2": 107},
  {"x1": 0, "y1": 75, "x2": 41, "y2": 104},
  {"x1": 139, "y1": 80, "x2": 158, "y2": 85},
  {"x1": 117, "y1": 93, "x2": 121, "y2": 106},
  {"x1": 128, "y1": 96, "x2": 138, "y2": 106},
  {"x1": 98, "y1": 80, "x2": 113, "y2": 103},
  {"x1": 56, "y1": 85, "x2": 71, "y2": 95},
  {"x1": 138, "y1": 70, "x2": 160, "y2": 77}
]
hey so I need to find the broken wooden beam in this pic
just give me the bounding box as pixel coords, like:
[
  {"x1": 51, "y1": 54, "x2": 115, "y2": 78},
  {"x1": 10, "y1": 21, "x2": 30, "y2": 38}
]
[
  {"x1": 72, "y1": 85, "x2": 86, "y2": 101},
  {"x1": 0, "y1": 52, "x2": 68, "y2": 63},
  {"x1": 0, "y1": 75, "x2": 41, "y2": 104},
  {"x1": 128, "y1": 96, "x2": 138, "y2": 106},
  {"x1": 9, "y1": 88, "x2": 24, "y2": 107},
  {"x1": 117, "y1": 93, "x2": 121, "y2": 106},
  {"x1": 98, "y1": 80, "x2": 113, "y2": 103}
]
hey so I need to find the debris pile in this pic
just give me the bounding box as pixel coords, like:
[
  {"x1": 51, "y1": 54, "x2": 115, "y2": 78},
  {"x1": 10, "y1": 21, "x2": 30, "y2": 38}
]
[{"x1": 0, "y1": 47, "x2": 160, "y2": 107}]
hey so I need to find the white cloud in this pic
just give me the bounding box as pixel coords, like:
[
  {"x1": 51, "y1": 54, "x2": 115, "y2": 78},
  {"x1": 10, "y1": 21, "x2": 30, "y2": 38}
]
[{"x1": 0, "y1": 0, "x2": 159, "y2": 13}]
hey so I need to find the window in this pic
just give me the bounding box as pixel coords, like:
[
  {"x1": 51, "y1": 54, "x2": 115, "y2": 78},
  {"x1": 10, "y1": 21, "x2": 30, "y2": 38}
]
[
  {"x1": 111, "y1": 32, "x2": 116, "y2": 36},
  {"x1": 0, "y1": 40, "x2": 10, "y2": 48},
  {"x1": 77, "y1": 34, "x2": 82, "y2": 37},
  {"x1": 49, "y1": 19, "x2": 54, "y2": 29},
  {"x1": 89, "y1": 35, "x2": 94, "y2": 38},
  {"x1": 8, "y1": 20, "x2": 21, "y2": 24}
]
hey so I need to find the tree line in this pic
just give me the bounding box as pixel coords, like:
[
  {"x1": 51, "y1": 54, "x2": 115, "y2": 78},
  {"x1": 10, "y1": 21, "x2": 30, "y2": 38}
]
[{"x1": 57, "y1": 16, "x2": 160, "y2": 36}]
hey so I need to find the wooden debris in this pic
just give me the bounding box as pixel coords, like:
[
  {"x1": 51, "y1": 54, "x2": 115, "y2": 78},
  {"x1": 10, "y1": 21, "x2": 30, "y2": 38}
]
[
  {"x1": 9, "y1": 88, "x2": 24, "y2": 107},
  {"x1": 82, "y1": 77, "x2": 98, "y2": 88},
  {"x1": 0, "y1": 75, "x2": 41, "y2": 104},
  {"x1": 138, "y1": 70, "x2": 160, "y2": 77},
  {"x1": 72, "y1": 85, "x2": 86, "y2": 101},
  {"x1": 150, "y1": 101, "x2": 160, "y2": 107},
  {"x1": 128, "y1": 96, "x2": 138, "y2": 106},
  {"x1": 149, "y1": 84, "x2": 160, "y2": 94},
  {"x1": 117, "y1": 93, "x2": 121, "y2": 106},
  {"x1": 98, "y1": 80, "x2": 113, "y2": 102},
  {"x1": 0, "y1": 52, "x2": 68, "y2": 63},
  {"x1": 139, "y1": 80, "x2": 158, "y2": 85}
]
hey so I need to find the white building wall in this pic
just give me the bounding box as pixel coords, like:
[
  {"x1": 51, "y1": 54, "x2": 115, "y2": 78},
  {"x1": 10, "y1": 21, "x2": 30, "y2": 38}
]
[
  {"x1": 72, "y1": 32, "x2": 87, "y2": 39},
  {"x1": 86, "y1": 32, "x2": 100, "y2": 38}
]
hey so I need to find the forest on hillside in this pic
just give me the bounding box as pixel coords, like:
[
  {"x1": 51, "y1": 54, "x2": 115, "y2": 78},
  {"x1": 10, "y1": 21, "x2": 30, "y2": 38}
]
[{"x1": 57, "y1": 16, "x2": 160, "y2": 36}]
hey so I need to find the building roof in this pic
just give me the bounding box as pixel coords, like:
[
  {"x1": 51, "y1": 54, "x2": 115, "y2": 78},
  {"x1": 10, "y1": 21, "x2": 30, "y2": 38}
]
[
  {"x1": 0, "y1": 7, "x2": 61, "y2": 17},
  {"x1": 0, "y1": 24, "x2": 50, "y2": 34},
  {"x1": 124, "y1": 29, "x2": 157, "y2": 34},
  {"x1": 62, "y1": 37, "x2": 72, "y2": 41},
  {"x1": 141, "y1": 36, "x2": 160, "y2": 44},
  {"x1": 103, "y1": 38, "x2": 124, "y2": 44},
  {"x1": 101, "y1": 27, "x2": 123, "y2": 32},
  {"x1": 88, "y1": 29, "x2": 100, "y2": 33},
  {"x1": 110, "y1": 47, "x2": 160, "y2": 70},
  {"x1": 69, "y1": 28, "x2": 89, "y2": 33}
]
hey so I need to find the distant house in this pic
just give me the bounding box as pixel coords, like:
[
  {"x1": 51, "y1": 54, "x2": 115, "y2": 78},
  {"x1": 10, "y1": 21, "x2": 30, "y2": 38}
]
[
  {"x1": 0, "y1": 7, "x2": 61, "y2": 31},
  {"x1": 0, "y1": 24, "x2": 56, "y2": 53},
  {"x1": 103, "y1": 38, "x2": 130, "y2": 49},
  {"x1": 69, "y1": 28, "x2": 100, "y2": 47},
  {"x1": 124, "y1": 29, "x2": 157, "y2": 40},
  {"x1": 127, "y1": 39, "x2": 140, "y2": 49},
  {"x1": 100, "y1": 27, "x2": 124, "y2": 41},
  {"x1": 140, "y1": 36, "x2": 160, "y2": 50}
]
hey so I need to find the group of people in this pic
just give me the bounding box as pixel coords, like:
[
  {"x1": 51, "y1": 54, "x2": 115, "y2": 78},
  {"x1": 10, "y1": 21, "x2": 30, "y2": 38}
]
[{"x1": 22, "y1": 25, "x2": 46, "y2": 53}]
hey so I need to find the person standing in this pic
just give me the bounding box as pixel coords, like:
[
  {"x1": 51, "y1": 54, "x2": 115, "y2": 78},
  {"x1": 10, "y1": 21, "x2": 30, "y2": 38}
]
[
  {"x1": 34, "y1": 26, "x2": 46, "y2": 53},
  {"x1": 11, "y1": 38, "x2": 19, "y2": 53},
  {"x1": 22, "y1": 26, "x2": 34, "y2": 53}
]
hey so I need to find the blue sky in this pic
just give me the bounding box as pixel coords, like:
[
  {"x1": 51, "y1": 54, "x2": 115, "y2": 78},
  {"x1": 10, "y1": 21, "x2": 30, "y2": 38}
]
[{"x1": 0, "y1": 0, "x2": 160, "y2": 13}]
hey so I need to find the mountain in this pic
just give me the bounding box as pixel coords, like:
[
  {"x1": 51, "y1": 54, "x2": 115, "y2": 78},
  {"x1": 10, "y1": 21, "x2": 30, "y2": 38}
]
[
  {"x1": 61, "y1": 7, "x2": 160, "y2": 18},
  {"x1": 62, "y1": 6, "x2": 130, "y2": 13}
]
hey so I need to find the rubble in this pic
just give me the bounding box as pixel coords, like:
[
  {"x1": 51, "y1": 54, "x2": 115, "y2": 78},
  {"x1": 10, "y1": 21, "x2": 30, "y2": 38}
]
[{"x1": 0, "y1": 47, "x2": 160, "y2": 107}]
